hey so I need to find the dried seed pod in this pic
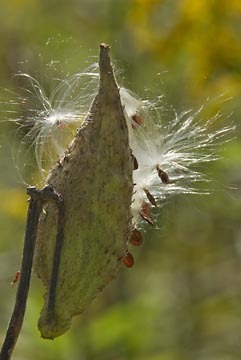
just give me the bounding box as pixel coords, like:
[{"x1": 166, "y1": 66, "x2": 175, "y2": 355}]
[
  {"x1": 123, "y1": 251, "x2": 134, "y2": 268},
  {"x1": 129, "y1": 228, "x2": 143, "y2": 246},
  {"x1": 144, "y1": 188, "x2": 157, "y2": 206},
  {"x1": 156, "y1": 166, "x2": 170, "y2": 184},
  {"x1": 34, "y1": 44, "x2": 133, "y2": 339}
]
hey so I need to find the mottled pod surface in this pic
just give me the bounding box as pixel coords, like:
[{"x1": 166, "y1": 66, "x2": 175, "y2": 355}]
[{"x1": 33, "y1": 44, "x2": 133, "y2": 339}]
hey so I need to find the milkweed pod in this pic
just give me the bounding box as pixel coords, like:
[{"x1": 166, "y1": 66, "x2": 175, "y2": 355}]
[{"x1": 33, "y1": 44, "x2": 133, "y2": 339}]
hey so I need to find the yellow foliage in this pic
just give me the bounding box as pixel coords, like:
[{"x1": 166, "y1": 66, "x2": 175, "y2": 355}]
[
  {"x1": 0, "y1": 188, "x2": 27, "y2": 220},
  {"x1": 128, "y1": 0, "x2": 241, "y2": 99}
]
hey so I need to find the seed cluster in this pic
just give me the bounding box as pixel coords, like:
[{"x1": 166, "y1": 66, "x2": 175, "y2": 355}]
[{"x1": 123, "y1": 113, "x2": 171, "y2": 268}]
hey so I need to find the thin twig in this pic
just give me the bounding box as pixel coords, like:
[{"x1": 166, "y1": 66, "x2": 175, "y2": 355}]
[{"x1": 0, "y1": 186, "x2": 63, "y2": 360}]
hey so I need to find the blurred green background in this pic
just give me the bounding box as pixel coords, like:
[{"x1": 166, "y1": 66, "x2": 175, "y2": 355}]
[{"x1": 0, "y1": 0, "x2": 241, "y2": 359}]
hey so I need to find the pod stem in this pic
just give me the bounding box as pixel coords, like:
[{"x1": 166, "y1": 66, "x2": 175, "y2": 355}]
[{"x1": 0, "y1": 186, "x2": 63, "y2": 360}]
